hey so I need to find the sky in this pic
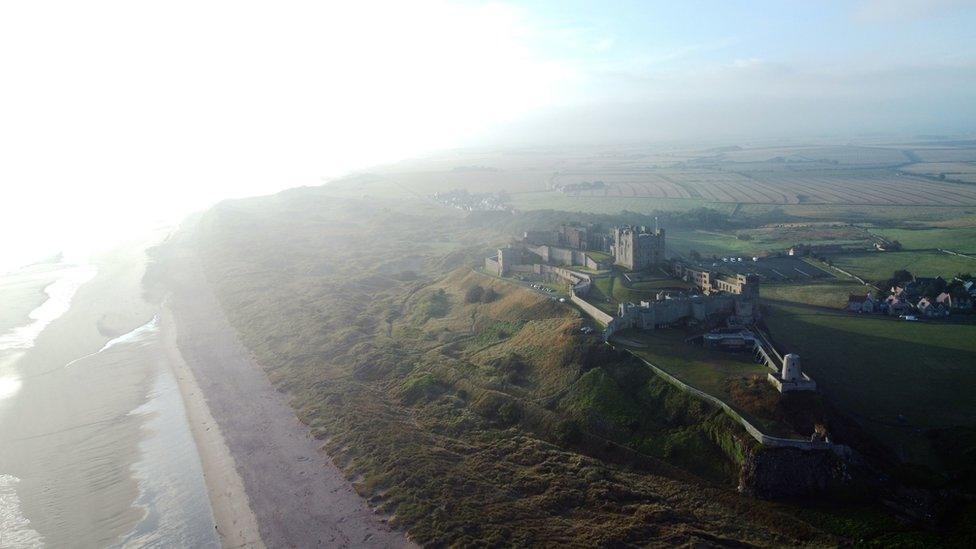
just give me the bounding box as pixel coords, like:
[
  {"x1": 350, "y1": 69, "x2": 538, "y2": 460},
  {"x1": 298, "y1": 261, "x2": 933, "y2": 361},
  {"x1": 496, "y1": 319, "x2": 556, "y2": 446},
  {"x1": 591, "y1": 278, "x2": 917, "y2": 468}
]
[{"x1": 1, "y1": 0, "x2": 975, "y2": 270}]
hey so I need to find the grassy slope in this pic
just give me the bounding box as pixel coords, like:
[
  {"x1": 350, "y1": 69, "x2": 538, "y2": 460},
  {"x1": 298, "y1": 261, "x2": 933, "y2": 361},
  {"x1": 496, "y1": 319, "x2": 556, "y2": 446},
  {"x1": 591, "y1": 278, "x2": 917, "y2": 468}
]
[
  {"x1": 186, "y1": 191, "x2": 840, "y2": 546},
  {"x1": 763, "y1": 303, "x2": 976, "y2": 470}
]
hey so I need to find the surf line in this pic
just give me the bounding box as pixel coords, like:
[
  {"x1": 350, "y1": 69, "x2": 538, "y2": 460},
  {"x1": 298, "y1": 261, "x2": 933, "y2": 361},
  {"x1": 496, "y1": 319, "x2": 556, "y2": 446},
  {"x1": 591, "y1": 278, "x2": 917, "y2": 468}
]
[{"x1": 65, "y1": 314, "x2": 160, "y2": 369}]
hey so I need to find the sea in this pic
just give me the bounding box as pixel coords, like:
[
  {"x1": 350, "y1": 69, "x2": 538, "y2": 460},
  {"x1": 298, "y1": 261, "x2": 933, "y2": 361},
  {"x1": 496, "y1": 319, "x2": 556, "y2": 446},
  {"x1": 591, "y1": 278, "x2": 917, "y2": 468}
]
[{"x1": 0, "y1": 252, "x2": 219, "y2": 547}]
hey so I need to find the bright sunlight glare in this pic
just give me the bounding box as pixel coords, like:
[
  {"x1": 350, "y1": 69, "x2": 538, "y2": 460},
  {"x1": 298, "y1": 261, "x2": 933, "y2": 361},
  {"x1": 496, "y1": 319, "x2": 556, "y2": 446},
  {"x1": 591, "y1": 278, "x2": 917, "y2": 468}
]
[{"x1": 0, "y1": 1, "x2": 569, "y2": 271}]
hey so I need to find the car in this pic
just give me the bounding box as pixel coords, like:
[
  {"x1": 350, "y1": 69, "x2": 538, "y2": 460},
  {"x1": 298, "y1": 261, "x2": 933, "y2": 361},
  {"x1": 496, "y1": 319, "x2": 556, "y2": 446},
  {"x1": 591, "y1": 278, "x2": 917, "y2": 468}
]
[{"x1": 558, "y1": 297, "x2": 566, "y2": 303}]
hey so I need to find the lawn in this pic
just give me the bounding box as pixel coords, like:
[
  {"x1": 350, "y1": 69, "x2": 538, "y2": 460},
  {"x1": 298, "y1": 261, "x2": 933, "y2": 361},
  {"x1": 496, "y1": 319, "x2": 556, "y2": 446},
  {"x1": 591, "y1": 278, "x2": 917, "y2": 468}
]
[
  {"x1": 588, "y1": 273, "x2": 695, "y2": 313},
  {"x1": 585, "y1": 250, "x2": 612, "y2": 262},
  {"x1": 763, "y1": 303, "x2": 976, "y2": 468},
  {"x1": 613, "y1": 329, "x2": 797, "y2": 438},
  {"x1": 761, "y1": 280, "x2": 871, "y2": 309},
  {"x1": 830, "y1": 250, "x2": 976, "y2": 282}
]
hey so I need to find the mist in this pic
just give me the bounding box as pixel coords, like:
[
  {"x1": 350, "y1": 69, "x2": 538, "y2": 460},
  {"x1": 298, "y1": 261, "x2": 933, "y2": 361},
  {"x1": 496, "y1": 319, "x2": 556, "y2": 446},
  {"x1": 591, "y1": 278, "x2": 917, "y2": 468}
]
[{"x1": 2, "y1": 0, "x2": 975, "y2": 269}]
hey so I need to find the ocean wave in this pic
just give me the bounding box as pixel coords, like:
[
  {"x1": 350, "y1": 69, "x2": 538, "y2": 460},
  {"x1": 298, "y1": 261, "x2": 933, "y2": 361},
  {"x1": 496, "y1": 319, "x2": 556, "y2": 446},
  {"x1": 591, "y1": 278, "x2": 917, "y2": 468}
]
[
  {"x1": 0, "y1": 263, "x2": 97, "y2": 351},
  {"x1": 0, "y1": 474, "x2": 45, "y2": 548},
  {"x1": 65, "y1": 315, "x2": 159, "y2": 369}
]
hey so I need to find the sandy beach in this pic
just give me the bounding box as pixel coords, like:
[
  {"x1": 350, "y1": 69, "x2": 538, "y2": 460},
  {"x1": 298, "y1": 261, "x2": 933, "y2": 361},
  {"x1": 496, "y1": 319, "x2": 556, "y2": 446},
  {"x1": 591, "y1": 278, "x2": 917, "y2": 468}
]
[
  {"x1": 160, "y1": 304, "x2": 264, "y2": 548},
  {"x1": 164, "y1": 242, "x2": 414, "y2": 548}
]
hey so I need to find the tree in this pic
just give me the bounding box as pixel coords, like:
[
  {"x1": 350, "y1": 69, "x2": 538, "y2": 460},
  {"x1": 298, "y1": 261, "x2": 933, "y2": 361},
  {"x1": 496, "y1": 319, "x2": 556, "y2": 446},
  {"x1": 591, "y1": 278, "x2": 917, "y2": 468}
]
[
  {"x1": 688, "y1": 249, "x2": 702, "y2": 261},
  {"x1": 892, "y1": 269, "x2": 913, "y2": 283}
]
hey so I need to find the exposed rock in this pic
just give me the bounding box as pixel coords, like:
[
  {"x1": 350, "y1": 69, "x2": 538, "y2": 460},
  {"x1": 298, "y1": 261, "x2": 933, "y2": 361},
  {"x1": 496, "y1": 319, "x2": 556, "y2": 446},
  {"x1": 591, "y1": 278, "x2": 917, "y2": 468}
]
[{"x1": 739, "y1": 446, "x2": 853, "y2": 499}]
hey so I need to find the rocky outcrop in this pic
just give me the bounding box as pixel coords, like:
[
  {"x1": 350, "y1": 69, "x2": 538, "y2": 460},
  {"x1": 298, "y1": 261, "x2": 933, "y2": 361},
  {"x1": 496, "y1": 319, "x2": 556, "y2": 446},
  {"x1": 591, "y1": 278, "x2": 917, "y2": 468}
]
[{"x1": 739, "y1": 446, "x2": 856, "y2": 499}]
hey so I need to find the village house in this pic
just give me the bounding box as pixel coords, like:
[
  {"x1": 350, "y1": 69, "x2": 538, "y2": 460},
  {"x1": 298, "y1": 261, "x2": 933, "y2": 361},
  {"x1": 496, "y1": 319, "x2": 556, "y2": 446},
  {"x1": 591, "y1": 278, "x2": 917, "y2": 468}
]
[
  {"x1": 937, "y1": 291, "x2": 972, "y2": 311},
  {"x1": 882, "y1": 294, "x2": 911, "y2": 316},
  {"x1": 916, "y1": 297, "x2": 949, "y2": 318},
  {"x1": 846, "y1": 293, "x2": 876, "y2": 313}
]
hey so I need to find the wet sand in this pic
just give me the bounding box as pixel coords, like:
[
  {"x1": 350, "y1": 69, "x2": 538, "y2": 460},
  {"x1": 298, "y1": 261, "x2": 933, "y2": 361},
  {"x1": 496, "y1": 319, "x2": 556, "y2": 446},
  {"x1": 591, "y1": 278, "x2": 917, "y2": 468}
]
[{"x1": 166, "y1": 241, "x2": 414, "y2": 548}]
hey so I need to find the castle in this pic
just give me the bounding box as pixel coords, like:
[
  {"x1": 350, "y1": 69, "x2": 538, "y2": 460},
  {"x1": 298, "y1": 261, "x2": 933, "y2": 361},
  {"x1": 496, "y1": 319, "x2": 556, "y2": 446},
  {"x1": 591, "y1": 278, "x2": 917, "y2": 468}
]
[
  {"x1": 612, "y1": 226, "x2": 666, "y2": 271},
  {"x1": 484, "y1": 222, "x2": 816, "y2": 397}
]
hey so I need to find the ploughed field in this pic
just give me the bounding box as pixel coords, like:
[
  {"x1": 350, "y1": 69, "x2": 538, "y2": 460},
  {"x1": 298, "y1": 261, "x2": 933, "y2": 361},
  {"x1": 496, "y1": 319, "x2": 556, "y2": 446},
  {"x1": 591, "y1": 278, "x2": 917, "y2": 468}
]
[{"x1": 552, "y1": 169, "x2": 976, "y2": 206}]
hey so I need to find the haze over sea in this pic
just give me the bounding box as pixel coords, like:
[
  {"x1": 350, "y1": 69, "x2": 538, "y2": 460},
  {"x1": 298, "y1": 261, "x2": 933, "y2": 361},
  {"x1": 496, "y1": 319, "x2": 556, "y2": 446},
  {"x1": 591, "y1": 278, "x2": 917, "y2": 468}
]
[{"x1": 0, "y1": 243, "x2": 219, "y2": 547}]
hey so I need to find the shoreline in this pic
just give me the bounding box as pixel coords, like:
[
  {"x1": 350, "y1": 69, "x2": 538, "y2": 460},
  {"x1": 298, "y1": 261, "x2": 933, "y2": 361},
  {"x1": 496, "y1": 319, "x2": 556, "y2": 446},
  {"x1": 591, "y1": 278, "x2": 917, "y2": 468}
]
[
  {"x1": 160, "y1": 304, "x2": 264, "y2": 548},
  {"x1": 163, "y1": 242, "x2": 414, "y2": 548}
]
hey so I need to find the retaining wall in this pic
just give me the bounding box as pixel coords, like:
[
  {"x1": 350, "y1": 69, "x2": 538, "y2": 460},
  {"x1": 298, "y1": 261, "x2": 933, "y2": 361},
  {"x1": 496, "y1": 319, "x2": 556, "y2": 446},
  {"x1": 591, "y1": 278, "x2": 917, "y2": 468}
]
[
  {"x1": 616, "y1": 346, "x2": 845, "y2": 453},
  {"x1": 570, "y1": 292, "x2": 614, "y2": 326}
]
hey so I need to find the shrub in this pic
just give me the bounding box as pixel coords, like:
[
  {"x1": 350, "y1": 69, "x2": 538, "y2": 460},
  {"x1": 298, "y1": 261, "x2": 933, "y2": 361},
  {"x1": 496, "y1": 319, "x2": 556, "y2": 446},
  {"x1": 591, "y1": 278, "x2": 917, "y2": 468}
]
[
  {"x1": 481, "y1": 288, "x2": 498, "y2": 303},
  {"x1": 465, "y1": 285, "x2": 485, "y2": 303}
]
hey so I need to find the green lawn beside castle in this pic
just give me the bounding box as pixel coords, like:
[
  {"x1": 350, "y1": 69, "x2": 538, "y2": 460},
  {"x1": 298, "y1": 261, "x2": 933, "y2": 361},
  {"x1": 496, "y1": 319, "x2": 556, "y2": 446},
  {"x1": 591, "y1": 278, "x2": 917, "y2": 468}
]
[{"x1": 763, "y1": 303, "x2": 976, "y2": 471}]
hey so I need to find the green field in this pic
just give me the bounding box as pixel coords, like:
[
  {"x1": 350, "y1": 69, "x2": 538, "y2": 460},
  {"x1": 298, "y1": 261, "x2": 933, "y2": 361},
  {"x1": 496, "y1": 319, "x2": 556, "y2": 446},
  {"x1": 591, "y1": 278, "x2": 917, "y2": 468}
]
[
  {"x1": 870, "y1": 226, "x2": 976, "y2": 254},
  {"x1": 764, "y1": 303, "x2": 976, "y2": 469},
  {"x1": 668, "y1": 225, "x2": 876, "y2": 258},
  {"x1": 666, "y1": 229, "x2": 760, "y2": 257},
  {"x1": 761, "y1": 280, "x2": 871, "y2": 309},
  {"x1": 831, "y1": 250, "x2": 976, "y2": 282}
]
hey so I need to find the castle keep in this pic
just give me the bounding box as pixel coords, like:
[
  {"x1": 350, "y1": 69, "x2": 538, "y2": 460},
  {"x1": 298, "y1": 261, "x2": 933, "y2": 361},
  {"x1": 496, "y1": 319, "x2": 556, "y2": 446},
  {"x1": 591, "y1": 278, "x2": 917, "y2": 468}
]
[{"x1": 613, "y1": 226, "x2": 665, "y2": 271}]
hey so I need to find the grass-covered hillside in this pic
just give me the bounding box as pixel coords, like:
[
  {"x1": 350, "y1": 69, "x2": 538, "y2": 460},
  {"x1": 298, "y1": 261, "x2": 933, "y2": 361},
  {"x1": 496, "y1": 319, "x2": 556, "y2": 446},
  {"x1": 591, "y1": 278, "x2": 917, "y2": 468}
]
[{"x1": 178, "y1": 188, "x2": 849, "y2": 546}]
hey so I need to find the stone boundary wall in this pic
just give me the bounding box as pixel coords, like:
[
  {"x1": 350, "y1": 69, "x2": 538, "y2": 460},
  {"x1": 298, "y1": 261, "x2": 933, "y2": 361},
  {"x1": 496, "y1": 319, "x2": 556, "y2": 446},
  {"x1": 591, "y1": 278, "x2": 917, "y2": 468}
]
[
  {"x1": 617, "y1": 347, "x2": 847, "y2": 454},
  {"x1": 570, "y1": 292, "x2": 614, "y2": 326}
]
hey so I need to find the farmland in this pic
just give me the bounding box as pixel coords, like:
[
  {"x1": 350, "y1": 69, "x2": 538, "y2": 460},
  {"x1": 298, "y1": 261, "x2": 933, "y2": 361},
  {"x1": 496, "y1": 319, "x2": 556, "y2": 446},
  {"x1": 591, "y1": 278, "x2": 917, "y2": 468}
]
[
  {"x1": 551, "y1": 168, "x2": 976, "y2": 207},
  {"x1": 830, "y1": 251, "x2": 975, "y2": 283},
  {"x1": 323, "y1": 142, "x2": 976, "y2": 222}
]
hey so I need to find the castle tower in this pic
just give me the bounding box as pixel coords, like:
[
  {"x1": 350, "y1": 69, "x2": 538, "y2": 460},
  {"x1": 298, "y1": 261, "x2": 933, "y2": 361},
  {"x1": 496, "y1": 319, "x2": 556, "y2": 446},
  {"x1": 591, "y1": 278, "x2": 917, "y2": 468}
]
[{"x1": 613, "y1": 226, "x2": 666, "y2": 271}]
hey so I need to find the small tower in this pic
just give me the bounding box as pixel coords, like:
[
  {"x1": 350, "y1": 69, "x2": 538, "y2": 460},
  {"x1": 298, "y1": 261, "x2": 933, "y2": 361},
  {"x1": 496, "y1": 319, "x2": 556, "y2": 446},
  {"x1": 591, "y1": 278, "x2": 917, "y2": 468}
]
[{"x1": 781, "y1": 354, "x2": 802, "y2": 382}]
